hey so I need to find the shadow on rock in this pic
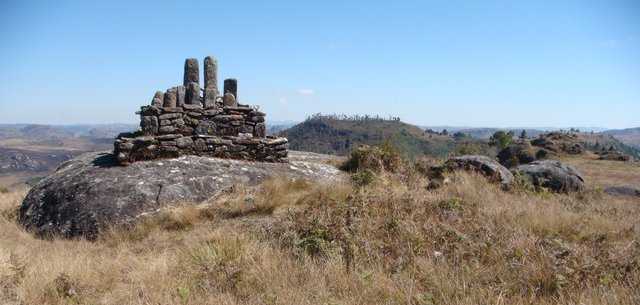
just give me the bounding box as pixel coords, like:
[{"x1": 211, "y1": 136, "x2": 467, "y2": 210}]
[{"x1": 91, "y1": 153, "x2": 119, "y2": 168}]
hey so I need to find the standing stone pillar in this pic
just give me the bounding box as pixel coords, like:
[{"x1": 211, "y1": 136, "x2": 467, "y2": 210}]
[
  {"x1": 176, "y1": 85, "x2": 186, "y2": 107},
  {"x1": 203, "y1": 56, "x2": 218, "y2": 109},
  {"x1": 204, "y1": 56, "x2": 218, "y2": 93},
  {"x1": 183, "y1": 58, "x2": 199, "y2": 86},
  {"x1": 163, "y1": 87, "x2": 177, "y2": 108},
  {"x1": 186, "y1": 82, "x2": 201, "y2": 105},
  {"x1": 223, "y1": 78, "x2": 237, "y2": 100},
  {"x1": 204, "y1": 88, "x2": 218, "y2": 108}
]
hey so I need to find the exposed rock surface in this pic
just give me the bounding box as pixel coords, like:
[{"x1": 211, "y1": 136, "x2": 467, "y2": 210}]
[
  {"x1": 597, "y1": 150, "x2": 631, "y2": 161},
  {"x1": 19, "y1": 151, "x2": 344, "y2": 239},
  {"x1": 531, "y1": 132, "x2": 584, "y2": 155},
  {"x1": 443, "y1": 155, "x2": 514, "y2": 188},
  {"x1": 604, "y1": 186, "x2": 640, "y2": 197},
  {"x1": 515, "y1": 160, "x2": 585, "y2": 193}
]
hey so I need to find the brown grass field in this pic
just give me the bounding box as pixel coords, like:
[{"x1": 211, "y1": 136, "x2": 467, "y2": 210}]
[{"x1": 1, "y1": 154, "x2": 639, "y2": 304}]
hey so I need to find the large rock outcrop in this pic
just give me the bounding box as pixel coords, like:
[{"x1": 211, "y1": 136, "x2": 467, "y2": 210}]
[
  {"x1": 18, "y1": 151, "x2": 344, "y2": 239},
  {"x1": 531, "y1": 132, "x2": 584, "y2": 155},
  {"x1": 514, "y1": 160, "x2": 585, "y2": 193},
  {"x1": 442, "y1": 155, "x2": 514, "y2": 188}
]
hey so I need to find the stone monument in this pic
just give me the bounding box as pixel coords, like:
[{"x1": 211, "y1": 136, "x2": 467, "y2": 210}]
[{"x1": 114, "y1": 56, "x2": 288, "y2": 165}]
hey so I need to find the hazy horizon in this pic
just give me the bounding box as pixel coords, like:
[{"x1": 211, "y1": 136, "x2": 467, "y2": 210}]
[
  {"x1": 0, "y1": 121, "x2": 626, "y2": 133},
  {"x1": 1, "y1": 1, "x2": 639, "y2": 128}
]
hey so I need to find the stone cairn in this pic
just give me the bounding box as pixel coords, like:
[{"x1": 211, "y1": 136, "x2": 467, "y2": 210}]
[{"x1": 114, "y1": 56, "x2": 288, "y2": 165}]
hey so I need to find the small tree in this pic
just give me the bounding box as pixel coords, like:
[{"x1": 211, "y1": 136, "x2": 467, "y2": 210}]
[{"x1": 489, "y1": 131, "x2": 513, "y2": 149}]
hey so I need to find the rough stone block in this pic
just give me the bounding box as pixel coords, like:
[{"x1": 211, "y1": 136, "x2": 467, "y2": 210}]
[
  {"x1": 176, "y1": 137, "x2": 193, "y2": 149},
  {"x1": 156, "y1": 134, "x2": 182, "y2": 140},
  {"x1": 160, "y1": 141, "x2": 177, "y2": 147},
  {"x1": 194, "y1": 138, "x2": 207, "y2": 151},
  {"x1": 159, "y1": 126, "x2": 176, "y2": 134},
  {"x1": 183, "y1": 58, "x2": 199, "y2": 86},
  {"x1": 140, "y1": 105, "x2": 162, "y2": 116},
  {"x1": 151, "y1": 91, "x2": 164, "y2": 107},
  {"x1": 162, "y1": 107, "x2": 184, "y2": 113},
  {"x1": 254, "y1": 123, "x2": 266, "y2": 138},
  {"x1": 222, "y1": 93, "x2": 237, "y2": 107},
  {"x1": 183, "y1": 103, "x2": 203, "y2": 111},
  {"x1": 159, "y1": 113, "x2": 182, "y2": 120},
  {"x1": 195, "y1": 121, "x2": 216, "y2": 135},
  {"x1": 141, "y1": 116, "x2": 159, "y2": 135},
  {"x1": 163, "y1": 88, "x2": 177, "y2": 108},
  {"x1": 223, "y1": 78, "x2": 237, "y2": 100}
]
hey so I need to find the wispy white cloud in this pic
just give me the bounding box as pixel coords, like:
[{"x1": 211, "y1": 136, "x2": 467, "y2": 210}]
[{"x1": 297, "y1": 89, "x2": 315, "y2": 96}]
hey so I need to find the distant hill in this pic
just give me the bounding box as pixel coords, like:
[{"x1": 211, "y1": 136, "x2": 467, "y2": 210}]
[
  {"x1": 601, "y1": 128, "x2": 640, "y2": 149},
  {"x1": 0, "y1": 124, "x2": 137, "y2": 187},
  {"x1": 279, "y1": 115, "x2": 473, "y2": 158},
  {"x1": 454, "y1": 128, "x2": 547, "y2": 139}
]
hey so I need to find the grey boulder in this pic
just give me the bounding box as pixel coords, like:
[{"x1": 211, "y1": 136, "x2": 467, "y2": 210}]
[
  {"x1": 18, "y1": 151, "x2": 344, "y2": 239},
  {"x1": 443, "y1": 155, "x2": 514, "y2": 188},
  {"x1": 514, "y1": 160, "x2": 585, "y2": 193}
]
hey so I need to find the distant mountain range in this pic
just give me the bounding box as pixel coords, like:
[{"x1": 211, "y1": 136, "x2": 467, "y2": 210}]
[
  {"x1": 600, "y1": 128, "x2": 640, "y2": 149},
  {"x1": 271, "y1": 121, "x2": 639, "y2": 149},
  {"x1": 1, "y1": 121, "x2": 638, "y2": 186}
]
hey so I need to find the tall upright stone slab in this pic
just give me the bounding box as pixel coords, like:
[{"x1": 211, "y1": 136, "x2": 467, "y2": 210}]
[
  {"x1": 176, "y1": 85, "x2": 186, "y2": 107},
  {"x1": 203, "y1": 56, "x2": 218, "y2": 108},
  {"x1": 204, "y1": 88, "x2": 218, "y2": 108},
  {"x1": 186, "y1": 82, "x2": 201, "y2": 105},
  {"x1": 204, "y1": 56, "x2": 218, "y2": 92},
  {"x1": 183, "y1": 58, "x2": 199, "y2": 86},
  {"x1": 224, "y1": 78, "x2": 237, "y2": 100}
]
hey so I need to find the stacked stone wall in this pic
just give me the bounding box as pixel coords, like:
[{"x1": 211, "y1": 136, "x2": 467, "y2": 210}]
[{"x1": 114, "y1": 56, "x2": 288, "y2": 165}]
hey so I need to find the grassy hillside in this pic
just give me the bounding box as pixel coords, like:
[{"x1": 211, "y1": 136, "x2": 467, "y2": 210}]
[
  {"x1": 279, "y1": 115, "x2": 483, "y2": 158},
  {"x1": 1, "y1": 150, "x2": 639, "y2": 304},
  {"x1": 576, "y1": 132, "x2": 640, "y2": 158},
  {"x1": 601, "y1": 127, "x2": 640, "y2": 149}
]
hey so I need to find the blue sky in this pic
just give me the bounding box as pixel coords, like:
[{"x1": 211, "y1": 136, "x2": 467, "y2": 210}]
[{"x1": 0, "y1": 1, "x2": 638, "y2": 128}]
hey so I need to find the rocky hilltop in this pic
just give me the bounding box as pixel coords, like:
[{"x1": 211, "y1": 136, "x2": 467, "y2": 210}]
[{"x1": 18, "y1": 150, "x2": 343, "y2": 239}]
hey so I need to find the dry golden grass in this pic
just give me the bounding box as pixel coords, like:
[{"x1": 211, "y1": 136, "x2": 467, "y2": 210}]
[
  {"x1": 1, "y1": 159, "x2": 639, "y2": 305},
  {"x1": 560, "y1": 154, "x2": 640, "y2": 189}
]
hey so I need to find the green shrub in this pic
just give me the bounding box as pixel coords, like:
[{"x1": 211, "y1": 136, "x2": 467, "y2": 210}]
[{"x1": 339, "y1": 143, "x2": 403, "y2": 173}]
